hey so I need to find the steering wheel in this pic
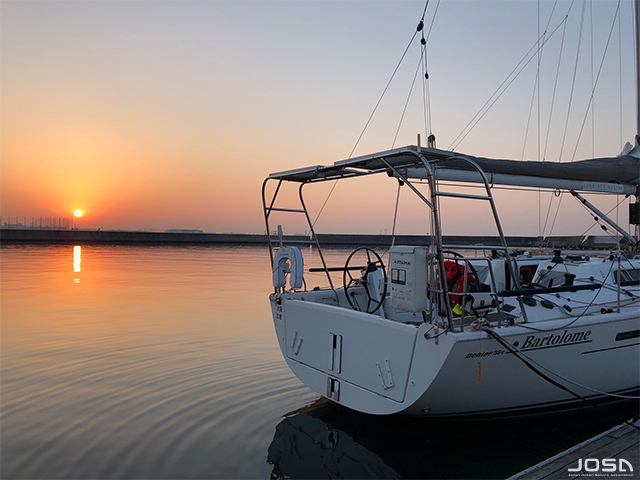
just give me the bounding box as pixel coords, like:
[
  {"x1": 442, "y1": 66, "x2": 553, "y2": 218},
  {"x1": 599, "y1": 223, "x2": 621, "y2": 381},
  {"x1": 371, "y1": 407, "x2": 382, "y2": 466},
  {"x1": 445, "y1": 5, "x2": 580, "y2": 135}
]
[{"x1": 343, "y1": 247, "x2": 388, "y2": 314}]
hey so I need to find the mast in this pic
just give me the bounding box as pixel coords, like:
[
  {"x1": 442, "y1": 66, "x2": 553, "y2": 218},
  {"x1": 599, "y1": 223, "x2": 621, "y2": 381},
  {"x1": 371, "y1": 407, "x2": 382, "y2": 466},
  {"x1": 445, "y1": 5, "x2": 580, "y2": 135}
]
[
  {"x1": 634, "y1": 0, "x2": 640, "y2": 144},
  {"x1": 635, "y1": 0, "x2": 640, "y2": 249}
]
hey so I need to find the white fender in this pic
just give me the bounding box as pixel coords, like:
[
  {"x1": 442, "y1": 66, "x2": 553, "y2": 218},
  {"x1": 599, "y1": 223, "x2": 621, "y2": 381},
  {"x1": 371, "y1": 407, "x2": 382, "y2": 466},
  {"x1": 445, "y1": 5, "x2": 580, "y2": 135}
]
[{"x1": 273, "y1": 246, "x2": 304, "y2": 290}]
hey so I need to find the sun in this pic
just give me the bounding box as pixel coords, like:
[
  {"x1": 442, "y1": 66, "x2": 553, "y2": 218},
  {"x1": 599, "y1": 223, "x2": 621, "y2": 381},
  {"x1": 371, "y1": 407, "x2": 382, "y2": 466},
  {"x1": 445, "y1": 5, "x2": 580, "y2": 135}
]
[{"x1": 74, "y1": 210, "x2": 83, "y2": 217}]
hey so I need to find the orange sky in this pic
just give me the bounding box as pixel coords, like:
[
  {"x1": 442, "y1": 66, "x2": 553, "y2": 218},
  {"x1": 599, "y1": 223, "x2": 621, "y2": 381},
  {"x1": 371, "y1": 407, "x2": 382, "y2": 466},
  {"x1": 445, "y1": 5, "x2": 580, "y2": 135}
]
[{"x1": 1, "y1": 1, "x2": 637, "y2": 236}]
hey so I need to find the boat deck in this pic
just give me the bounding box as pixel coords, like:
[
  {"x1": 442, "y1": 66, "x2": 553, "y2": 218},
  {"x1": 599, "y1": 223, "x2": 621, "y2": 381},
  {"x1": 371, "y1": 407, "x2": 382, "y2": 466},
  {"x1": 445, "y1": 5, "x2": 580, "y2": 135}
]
[{"x1": 509, "y1": 418, "x2": 640, "y2": 479}]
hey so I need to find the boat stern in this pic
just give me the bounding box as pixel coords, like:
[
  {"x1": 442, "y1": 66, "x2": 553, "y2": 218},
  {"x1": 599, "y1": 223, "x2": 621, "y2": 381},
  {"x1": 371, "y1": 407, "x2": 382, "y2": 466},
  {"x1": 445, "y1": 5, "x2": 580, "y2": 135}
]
[{"x1": 270, "y1": 294, "x2": 455, "y2": 415}]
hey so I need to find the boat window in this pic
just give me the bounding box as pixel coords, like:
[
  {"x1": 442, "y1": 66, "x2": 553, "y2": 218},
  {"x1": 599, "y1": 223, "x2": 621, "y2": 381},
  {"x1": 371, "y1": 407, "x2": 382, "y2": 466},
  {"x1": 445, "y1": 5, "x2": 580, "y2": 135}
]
[
  {"x1": 613, "y1": 268, "x2": 640, "y2": 284},
  {"x1": 534, "y1": 270, "x2": 567, "y2": 288},
  {"x1": 615, "y1": 330, "x2": 640, "y2": 341},
  {"x1": 472, "y1": 265, "x2": 491, "y2": 284},
  {"x1": 519, "y1": 265, "x2": 538, "y2": 285}
]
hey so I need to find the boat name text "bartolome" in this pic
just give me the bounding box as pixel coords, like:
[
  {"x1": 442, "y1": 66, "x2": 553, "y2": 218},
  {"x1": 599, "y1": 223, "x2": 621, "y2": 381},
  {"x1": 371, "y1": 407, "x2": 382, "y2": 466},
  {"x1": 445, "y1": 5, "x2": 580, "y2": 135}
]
[
  {"x1": 522, "y1": 330, "x2": 592, "y2": 349},
  {"x1": 464, "y1": 330, "x2": 593, "y2": 360}
]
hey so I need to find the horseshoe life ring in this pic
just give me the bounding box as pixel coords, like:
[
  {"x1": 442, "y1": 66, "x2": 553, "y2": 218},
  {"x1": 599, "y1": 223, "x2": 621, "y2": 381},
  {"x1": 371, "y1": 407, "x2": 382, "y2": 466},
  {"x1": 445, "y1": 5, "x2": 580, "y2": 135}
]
[{"x1": 272, "y1": 246, "x2": 304, "y2": 290}]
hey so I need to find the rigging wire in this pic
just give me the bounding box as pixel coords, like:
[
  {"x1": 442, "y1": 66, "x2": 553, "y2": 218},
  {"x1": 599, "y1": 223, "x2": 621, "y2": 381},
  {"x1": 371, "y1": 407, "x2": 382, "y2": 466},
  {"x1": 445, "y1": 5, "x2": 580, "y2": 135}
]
[
  {"x1": 540, "y1": 190, "x2": 560, "y2": 244},
  {"x1": 590, "y1": 0, "x2": 595, "y2": 158},
  {"x1": 521, "y1": 70, "x2": 541, "y2": 161},
  {"x1": 538, "y1": 0, "x2": 542, "y2": 164},
  {"x1": 315, "y1": 2, "x2": 433, "y2": 230},
  {"x1": 616, "y1": 9, "x2": 623, "y2": 244},
  {"x1": 422, "y1": 0, "x2": 440, "y2": 140},
  {"x1": 578, "y1": 195, "x2": 629, "y2": 237},
  {"x1": 447, "y1": 41, "x2": 545, "y2": 151},
  {"x1": 547, "y1": 193, "x2": 565, "y2": 240},
  {"x1": 543, "y1": 12, "x2": 569, "y2": 160},
  {"x1": 538, "y1": 4, "x2": 569, "y2": 245},
  {"x1": 573, "y1": 192, "x2": 630, "y2": 244},
  {"x1": 420, "y1": 0, "x2": 430, "y2": 21},
  {"x1": 348, "y1": 29, "x2": 417, "y2": 158},
  {"x1": 570, "y1": 0, "x2": 622, "y2": 161},
  {"x1": 393, "y1": 0, "x2": 436, "y2": 150},
  {"x1": 558, "y1": 0, "x2": 587, "y2": 162},
  {"x1": 538, "y1": 0, "x2": 542, "y2": 240},
  {"x1": 424, "y1": 0, "x2": 440, "y2": 43},
  {"x1": 520, "y1": 1, "x2": 561, "y2": 236},
  {"x1": 422, "y1": 43, "x2": 430, "y2": 141},
  {"x1": 310, "y1": 180, "x2": 339, "y2": 229},
  {"x1": 448, "y1": 10, "x2": 572, "y2": 152},
  {"x1": 536, "y1": 1, "x2": 543, "y2": 242},
  {"x1": 546, "y1": 4, "x2": 588, "y2": 243},
  {"x1": 390, "y1": 180, "x2": 402, "y2": 248},
  {"x1": 392, "y1": 53, "x2": 424, "y2": 148},
  {"x1": 348, "y1": 10, "x2": 426, "y2": 159}
]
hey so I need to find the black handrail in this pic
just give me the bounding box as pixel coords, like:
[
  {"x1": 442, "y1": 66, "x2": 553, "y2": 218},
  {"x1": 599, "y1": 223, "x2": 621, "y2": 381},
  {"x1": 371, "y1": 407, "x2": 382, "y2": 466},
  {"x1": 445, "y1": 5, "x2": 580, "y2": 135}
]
[
  {"x1": 498, "y1": 283, "x2": 601, "y2": 297},
  {"x1": 308, "y1": 266, "x2": 365, "y2": 272}
]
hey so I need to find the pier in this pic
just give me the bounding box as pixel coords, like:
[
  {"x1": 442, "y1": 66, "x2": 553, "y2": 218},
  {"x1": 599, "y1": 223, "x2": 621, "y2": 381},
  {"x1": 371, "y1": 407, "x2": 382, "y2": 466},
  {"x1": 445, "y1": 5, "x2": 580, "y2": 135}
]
[{"x1": 509, "y1": 419, "x2": 640, "y2": 479}]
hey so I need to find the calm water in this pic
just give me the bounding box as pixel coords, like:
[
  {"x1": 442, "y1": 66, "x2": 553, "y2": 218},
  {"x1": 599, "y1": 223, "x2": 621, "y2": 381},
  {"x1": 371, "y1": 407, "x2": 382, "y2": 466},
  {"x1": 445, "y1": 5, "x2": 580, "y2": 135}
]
[{"x1": 1, "y1": 244, "x2": 637, "y2": 479}]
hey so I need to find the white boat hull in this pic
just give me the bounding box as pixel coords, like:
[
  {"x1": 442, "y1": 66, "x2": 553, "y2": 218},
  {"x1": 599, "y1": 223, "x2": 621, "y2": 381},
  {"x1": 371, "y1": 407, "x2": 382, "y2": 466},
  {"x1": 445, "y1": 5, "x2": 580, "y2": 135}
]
[{"x1": 272, "y1": 296, "x2": 639, "y2": 417}]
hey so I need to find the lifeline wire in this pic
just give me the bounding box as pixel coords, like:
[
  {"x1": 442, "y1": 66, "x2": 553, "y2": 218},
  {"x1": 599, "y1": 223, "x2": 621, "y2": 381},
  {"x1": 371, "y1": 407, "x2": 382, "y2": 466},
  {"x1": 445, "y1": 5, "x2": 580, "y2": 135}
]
[
  {"x1": 484, "y1": 328, "x2": 640, "y2": 432},
  {"x1": 484, "y1": 328, "x2": 640, "y2": 402},
  {"x1": 519, "y1": 259, "x2": 615, "y2": 331}
]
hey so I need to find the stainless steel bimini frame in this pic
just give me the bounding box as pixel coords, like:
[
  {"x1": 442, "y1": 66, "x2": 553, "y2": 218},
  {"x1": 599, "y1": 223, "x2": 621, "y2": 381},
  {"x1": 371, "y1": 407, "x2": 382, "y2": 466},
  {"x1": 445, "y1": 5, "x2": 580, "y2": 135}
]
[
  {"x1": 261, "y1": 145, "x2": 546, "y2": 329},
  {"x1": 262, "y1": 177, "x2": 370, "y2": 293}
]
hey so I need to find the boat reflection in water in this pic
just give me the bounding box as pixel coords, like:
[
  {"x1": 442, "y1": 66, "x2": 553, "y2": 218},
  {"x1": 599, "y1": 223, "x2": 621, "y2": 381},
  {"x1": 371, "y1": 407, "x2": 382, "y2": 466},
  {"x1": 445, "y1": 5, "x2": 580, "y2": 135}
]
[
  {"x1": 267, "y1": 399, "x2": 639, "y2": 479},
  {"x1": 268, "y1": 399, "x2": 398, "y2": 479}
]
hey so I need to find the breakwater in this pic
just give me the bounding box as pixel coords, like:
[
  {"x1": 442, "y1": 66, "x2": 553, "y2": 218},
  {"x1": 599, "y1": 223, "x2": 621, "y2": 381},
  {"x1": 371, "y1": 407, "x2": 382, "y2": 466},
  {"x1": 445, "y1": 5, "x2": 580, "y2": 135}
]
[
  {"x1": 1, "y1": 228, "x2": 271, "y2": 245},
  {"x1": 0, "y1": 228, "x2": 613, "y2": 248}
]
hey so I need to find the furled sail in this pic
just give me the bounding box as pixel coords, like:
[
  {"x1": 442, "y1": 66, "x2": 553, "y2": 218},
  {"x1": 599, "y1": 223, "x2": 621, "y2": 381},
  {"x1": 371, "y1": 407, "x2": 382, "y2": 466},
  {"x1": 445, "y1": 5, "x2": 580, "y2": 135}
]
[
  {"x1": 437, "y1": 153, "x2": 640, "y2": 186},
  {"x1": 271, "y1": 145, "x2": 639, "y2": 194}
]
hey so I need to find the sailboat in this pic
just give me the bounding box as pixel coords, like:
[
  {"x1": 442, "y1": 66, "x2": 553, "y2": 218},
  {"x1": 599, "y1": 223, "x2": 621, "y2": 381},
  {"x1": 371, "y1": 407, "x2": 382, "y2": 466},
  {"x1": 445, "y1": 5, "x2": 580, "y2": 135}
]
[{"x1": 262, "y1": 1, "x2": 640, "y2": 417}]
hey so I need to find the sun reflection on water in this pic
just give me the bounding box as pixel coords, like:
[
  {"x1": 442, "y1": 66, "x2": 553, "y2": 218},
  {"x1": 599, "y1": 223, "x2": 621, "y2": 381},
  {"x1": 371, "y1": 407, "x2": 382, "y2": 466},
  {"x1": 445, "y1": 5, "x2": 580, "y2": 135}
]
[{"x1": 73, "y1": 245, "x2": 81, "y2": 283}]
